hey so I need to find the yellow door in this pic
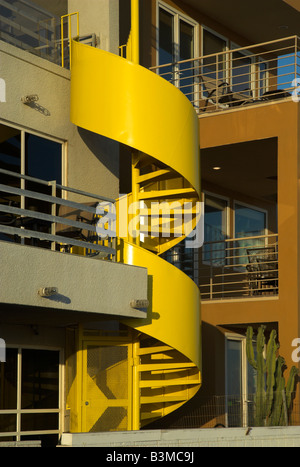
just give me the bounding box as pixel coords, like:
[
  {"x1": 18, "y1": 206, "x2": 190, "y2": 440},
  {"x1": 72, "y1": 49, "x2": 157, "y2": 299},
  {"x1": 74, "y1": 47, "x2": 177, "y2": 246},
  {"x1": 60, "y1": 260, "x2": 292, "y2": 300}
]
[{"x1": 81, "y1": 340, "x2": 133, "y2": 432}]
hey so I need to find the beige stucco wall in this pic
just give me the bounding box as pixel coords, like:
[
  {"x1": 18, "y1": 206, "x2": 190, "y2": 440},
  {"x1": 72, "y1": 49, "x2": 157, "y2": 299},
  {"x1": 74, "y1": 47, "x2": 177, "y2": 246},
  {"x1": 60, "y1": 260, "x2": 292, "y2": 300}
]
[
  {"x1": 68, "y1": 0, "x2": 120, "y2": 54},
  {"x1": 0, "y1": 40, "x2": 119, "y2": 200},
  {"x1": 0, "y1": 241, "x2": 148, "y2": 319}
]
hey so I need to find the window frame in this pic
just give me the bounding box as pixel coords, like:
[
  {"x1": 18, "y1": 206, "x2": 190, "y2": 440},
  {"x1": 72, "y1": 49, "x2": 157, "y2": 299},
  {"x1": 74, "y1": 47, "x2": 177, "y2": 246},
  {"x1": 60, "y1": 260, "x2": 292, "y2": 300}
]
[
  {"x1": 202, "y1": 191, "x2": 230, "y2": 267},
  {"x1": 0, "y1": 345, "x2": 64, "y2": 443},
  {"x1": 225, "y1": 333, "x2": 255, "y2": 428},
  {"x1": 233, "y1": 200, "x2": 268, "y2": 240},
  {"x1": 156, "y1": 0, "x2": 199, "y2": 66},
  {"x1": 0, "y1": 119, "x2": 66, "y2": 188},
  {"x1": 230, "y1": 42, "x2": 258, "y2": 99}
]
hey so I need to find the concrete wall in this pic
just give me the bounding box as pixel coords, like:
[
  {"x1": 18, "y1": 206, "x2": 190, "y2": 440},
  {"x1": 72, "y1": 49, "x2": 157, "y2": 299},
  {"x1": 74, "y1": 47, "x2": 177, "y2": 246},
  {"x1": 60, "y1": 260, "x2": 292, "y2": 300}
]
[
  {"x1": 0, "y1": 40, "x2": 119, "y2": 200},
  {"x1": 60, "y1": 426, "x2": 300, "y2": 447},
  {"x1": 68, "y1": 0, "x2": 120, "y2": 54},
  {"x1": 0, "y1": 241, "x2": 148, "y2": 319}
]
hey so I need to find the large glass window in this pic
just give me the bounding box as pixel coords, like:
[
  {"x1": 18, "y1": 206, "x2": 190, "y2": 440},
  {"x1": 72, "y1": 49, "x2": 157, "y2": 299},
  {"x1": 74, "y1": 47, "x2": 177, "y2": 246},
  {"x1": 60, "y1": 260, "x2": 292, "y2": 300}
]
[
  {"x1": 202, "y1": 29, "x2": 227, "y2": 87},
  {"x1": 235, "y1": 203, "x2": 266, "y2": 239},
  {"x1": 24, "y1": 133, "x2": 62, "y2": 215},
  {"x1": 159, "y1": 8, "x2": 174, "y2": 67},
  {"x1": 231, "y1": 50, "x2": 252, "y2": 96},
  {"x1": 158, "y1": 4, "x2": 197, "y2": 102},
  {"x1": 0, "y1": 123, "x2": 63, "y2": 244},
  {"x1": 226, "y1": 336, "x2": 256, "y2": 427},
  {"x1": 203, "y1": 194, "x2": 228, "y2": 265},
  {"x1": 234, "y1": 203, "x2": 267, "y2": 266},
  {"x1": 0, "y1": 348, "x2": 60, "y2": 446},
  {"x1": 25, "y1": 134, "x2": 61, "y2": 184}
]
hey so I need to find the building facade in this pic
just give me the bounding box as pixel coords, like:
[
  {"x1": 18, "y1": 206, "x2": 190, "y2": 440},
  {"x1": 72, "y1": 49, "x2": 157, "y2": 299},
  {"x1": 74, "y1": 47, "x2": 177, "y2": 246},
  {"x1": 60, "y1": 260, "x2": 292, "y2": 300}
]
[
  {"x1": 1, "y1": 0, "x2": 300, "y2": 446},
  {"x1": 0, "y1": 0, "x2": 201, "y2": 446},
  {"x1": 144, "y1": 0, "x2": 300, "y2": 429}
]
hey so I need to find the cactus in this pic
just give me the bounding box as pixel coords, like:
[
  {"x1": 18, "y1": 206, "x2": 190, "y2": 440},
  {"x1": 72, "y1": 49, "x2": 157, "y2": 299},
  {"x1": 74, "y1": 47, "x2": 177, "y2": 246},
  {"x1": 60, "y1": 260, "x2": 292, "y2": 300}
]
[{"x1": 246, "y1": 325, "x2": 298, "y2": 426}]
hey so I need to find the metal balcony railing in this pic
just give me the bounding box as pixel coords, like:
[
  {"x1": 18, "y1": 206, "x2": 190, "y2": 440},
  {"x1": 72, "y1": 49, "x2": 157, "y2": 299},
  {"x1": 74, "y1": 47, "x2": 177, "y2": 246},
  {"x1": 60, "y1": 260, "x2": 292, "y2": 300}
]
[
  {"x1": 166, "y1": 391, "x2": 300, "y2": 429},
  {"x1": 199, "y1": 233, "x2": 278, "y2": 300},
  {"x1": 0, "y1": 168, "x2": 116, "y2": 260},
  {"x1": 150, "y1": 36, "x2": 300, "y2": 114},
  {"x1": 0, "y1": 1, "x2": 96, "y2": 68}
]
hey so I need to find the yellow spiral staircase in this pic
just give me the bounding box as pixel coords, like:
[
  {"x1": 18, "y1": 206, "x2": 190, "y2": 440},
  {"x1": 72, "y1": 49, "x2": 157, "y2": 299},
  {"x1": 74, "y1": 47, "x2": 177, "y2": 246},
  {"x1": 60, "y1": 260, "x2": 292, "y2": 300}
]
[{"x1": 68, "y1": 2, "x2": 201, "y2": 431}]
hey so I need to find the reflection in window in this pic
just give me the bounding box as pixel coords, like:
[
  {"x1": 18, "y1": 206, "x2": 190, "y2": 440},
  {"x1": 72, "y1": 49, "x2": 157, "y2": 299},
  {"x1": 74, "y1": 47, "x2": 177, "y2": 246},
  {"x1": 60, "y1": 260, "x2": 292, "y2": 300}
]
[
  {"x1": 234, "y1": 203, "x2": 266, "y2": 266},
  {"x1": 259, "y1": 61, "x2": 268, "y2": 96},
  {"x1": 0, "y1": 123, "x2": 62, "y2": 245},
  {"x1": 0, "y1": 349, "x2": 18, "y2": 411},
  {"x1": 24, "y1": 133, "x2": 62, "y2": 215},
  {"x1": 202, "y1": 29, "x2": 227, "y2": 92},
  {"x1": 179, "y1": 20, "x2": 195, "y2": 101},
  {"x1": 158, "y1": 6, "x2": 196, "y2": 102},
  {"x1": 159, "y1": 8, "x2": 174, "y2": 67},
  {"x1": 0, "y1": 348, "x2": 60, "y2": 446},
  {"x1": 203, "y1": 194, "x2": 227, "y2": 266},
  {"x1": 226, "y1": 337, "x2": 257, "y2": 427},
  {"x1": 25, "y1": 134, "x2": 61, "y2": 184},
  {"x1": 232, "y1": 51, "x2": 252, "y2": 96}
]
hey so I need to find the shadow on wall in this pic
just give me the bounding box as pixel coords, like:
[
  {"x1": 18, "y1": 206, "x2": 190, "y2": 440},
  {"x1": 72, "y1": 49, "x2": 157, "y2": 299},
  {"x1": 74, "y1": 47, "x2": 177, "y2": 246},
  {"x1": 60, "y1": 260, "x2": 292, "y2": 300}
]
[
  {"x1": 142, "y1": 322, "x2": 225, "y2": 431},
  {"x1": 78, "y1": 127, "x2": 119, "y2": 179}
]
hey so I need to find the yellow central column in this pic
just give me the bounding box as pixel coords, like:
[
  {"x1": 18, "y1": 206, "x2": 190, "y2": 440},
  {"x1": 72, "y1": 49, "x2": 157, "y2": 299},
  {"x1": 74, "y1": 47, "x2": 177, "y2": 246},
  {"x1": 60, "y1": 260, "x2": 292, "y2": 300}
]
[
  {"x1": 131, "y1": 0, "x2": 141, "y2": 431},
  {"x1": 130, "y1": 0, "x2": 141, "y2": 247},
  {"x1": 131, "y1": 0, "x2": 140, "y2": 65}
]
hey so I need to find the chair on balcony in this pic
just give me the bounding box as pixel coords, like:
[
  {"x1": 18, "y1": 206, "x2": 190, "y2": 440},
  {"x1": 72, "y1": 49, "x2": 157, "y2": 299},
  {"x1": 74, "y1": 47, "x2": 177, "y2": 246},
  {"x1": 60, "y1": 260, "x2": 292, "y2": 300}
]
[
  {"x1": 261, "y1": 89, "x2": 291, "y2": 101},
  {"x1": 201, "y1": 77, "x2": 254, "y2": 111},
  {"x1": 246, "y1": 246, "x2": 278, "y2": 295}
]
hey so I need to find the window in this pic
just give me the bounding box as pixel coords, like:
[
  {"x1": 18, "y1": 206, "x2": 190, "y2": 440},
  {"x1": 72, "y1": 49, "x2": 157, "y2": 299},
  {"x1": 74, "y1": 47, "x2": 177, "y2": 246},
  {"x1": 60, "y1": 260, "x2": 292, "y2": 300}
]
[
  {"x1": 202, "y1": 30, "x2": 269, "y2": 101},
  {"x1": 0, "y1": 348, "x2": 61, "y2": 446},
  {"x1": 203, "y1": 193, "x2": 228, "y2": 266},
  {"x1": 0, "y1": 123, "x2": 63, "y2": 243},
  {"x1": 158, "y1": 2, "x2": 198, "y2": 102},
  {"x1": 202, "y1": 28, "x2": 228, "y2": 87},
  {"x1": 231, "y1": 48, "x2": 253, "y2": 96},
  {"x1": 226, "y1": 335, "x2": 256, "y2": 427},
  {"x1": 234, "y1": 202, "x2": 267, "y2": 267},
  {"x1": 259, "y1": 59, "x2": 269, "y2": 97}
]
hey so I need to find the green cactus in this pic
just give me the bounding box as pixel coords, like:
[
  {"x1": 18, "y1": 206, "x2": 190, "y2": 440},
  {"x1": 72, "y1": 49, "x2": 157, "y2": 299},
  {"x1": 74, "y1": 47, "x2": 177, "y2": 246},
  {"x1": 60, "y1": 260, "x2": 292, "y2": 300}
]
[{"x1": 246, "y1": 325, "x2": 298, "y2": 427}]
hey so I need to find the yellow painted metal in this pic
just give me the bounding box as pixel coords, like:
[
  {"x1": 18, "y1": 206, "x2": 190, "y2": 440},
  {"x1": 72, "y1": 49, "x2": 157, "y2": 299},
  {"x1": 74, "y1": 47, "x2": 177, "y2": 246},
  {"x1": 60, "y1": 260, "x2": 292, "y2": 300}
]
[
  {"x1": 81, "y1": 339, "x2": 132, "y2": 432},
  {"x1": 130, "y1": 0, "x2": 140, "y2": 64},
  {"x1": 70, "y1": 43, "x2": 200, "y2": 195},
  {"x1": 61, "y1": 12, "x2": 79, "y2": 68},
  {"x1": 69, "y1": 1, "x2": 201, "y2": 429}
]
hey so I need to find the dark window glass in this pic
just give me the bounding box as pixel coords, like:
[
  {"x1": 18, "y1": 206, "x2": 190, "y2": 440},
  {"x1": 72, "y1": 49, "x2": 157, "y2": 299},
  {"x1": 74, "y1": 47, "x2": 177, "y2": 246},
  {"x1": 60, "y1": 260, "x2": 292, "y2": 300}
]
[
  {"x1": 0, "y1": 348, "x2": 18, "y2": 410},
  {"x1": 25, "y1": 134, "x2": 61, "y2": 184},
  {"x1": 21, "y1": 350, "x2": 59, "y2": 410}
]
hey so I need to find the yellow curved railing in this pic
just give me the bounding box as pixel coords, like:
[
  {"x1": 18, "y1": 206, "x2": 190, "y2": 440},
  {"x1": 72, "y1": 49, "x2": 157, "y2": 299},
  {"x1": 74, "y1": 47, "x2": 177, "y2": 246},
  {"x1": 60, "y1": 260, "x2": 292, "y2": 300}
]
[{"x1": 70, "y1": 33, "x2": 201, "y2": 428}]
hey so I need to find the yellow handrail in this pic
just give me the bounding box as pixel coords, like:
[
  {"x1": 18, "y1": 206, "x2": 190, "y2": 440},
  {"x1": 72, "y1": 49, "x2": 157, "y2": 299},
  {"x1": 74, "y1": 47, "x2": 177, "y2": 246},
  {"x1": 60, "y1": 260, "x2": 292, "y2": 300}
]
[{"x1": 61, "y1": 12, "x2": 79, "y2": 68}]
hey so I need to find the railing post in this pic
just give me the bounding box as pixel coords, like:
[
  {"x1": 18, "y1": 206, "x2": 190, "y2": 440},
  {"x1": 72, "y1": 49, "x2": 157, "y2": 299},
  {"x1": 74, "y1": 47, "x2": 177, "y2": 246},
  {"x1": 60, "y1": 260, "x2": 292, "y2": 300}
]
[
  {"x1": 216, "y1": 56, "x2": 219, "y2": 107},
  {"x1": 131, "y1": 0, "x2": 140, "y2": 65},
  {"x1": 210, "y1": 245, "x2": 213, "y2": 299},
  {"x1": 295, "y1": 36, "x2": 298, "y2": 86},
  {"x1": 49, "y1": 180, "x2": 57, "y2": 251}
]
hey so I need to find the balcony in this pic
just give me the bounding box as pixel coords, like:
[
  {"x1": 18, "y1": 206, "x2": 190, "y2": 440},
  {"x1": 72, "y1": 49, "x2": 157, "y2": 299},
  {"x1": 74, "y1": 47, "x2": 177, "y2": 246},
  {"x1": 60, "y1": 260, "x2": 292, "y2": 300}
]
[
  {"x1": 0, "y1": 167, "x2": 116, "y2": 258},
  {"x1": 0, "y1": 0, "x2": 95, "y2": 68},
  {"x1": 0, "y1": 168, "x2": 150, "y2": 319},
  {"x1": 151, "y1": 36, "x2": 300, "y2": 115},
  {"x1": 199, "y1": 234, "x2": 278, "y2": 300}
]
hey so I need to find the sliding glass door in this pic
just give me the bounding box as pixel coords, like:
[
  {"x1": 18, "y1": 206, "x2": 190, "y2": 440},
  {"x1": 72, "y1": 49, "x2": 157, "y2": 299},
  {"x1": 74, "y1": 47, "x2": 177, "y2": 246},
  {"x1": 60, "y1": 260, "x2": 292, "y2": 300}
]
[
  {"x1": 234, "y1": 203, "x2": 267, "y2": 266},
  {"x1": 203, "y1": 193, "x2": 228, "y2": 266},
  {"x1": 158, "y1": 3, "x2": 198, "y2": 102},
  {"x1": 226, "y1": 336, "x2": 256, "y2": 427}
]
